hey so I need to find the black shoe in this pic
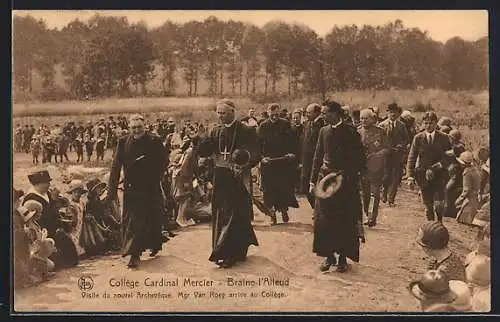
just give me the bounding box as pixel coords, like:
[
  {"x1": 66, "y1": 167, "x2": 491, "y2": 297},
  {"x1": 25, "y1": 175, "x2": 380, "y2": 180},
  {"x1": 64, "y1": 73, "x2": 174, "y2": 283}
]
[
  {"x1": 367, "y1": 220, "x2": 376, "y2": 227},
  {"x1": 320, "y1": 257, "x2": 336, "y2": 272},
  {"x1": 382, "y1": 195, "x2": 387, "y2": 203},
  {"x1": 127, "y1": 256, "x2": 140, "y2": 268},
  {"x1": 336, "y1": 256, "x2": 348, "y2": 272},
  {"x1": 282, "y1": 211, "x2": 289, "y2": 223},
  {"x1": 149, "y1": 249, "x2": 160, "y2": 257},
  {"x1": 220, "y1": 259, "x2": 236, "y2": 268},
  {"x1": 270, "y1": 211, "x2": 277, "y2": 225}
]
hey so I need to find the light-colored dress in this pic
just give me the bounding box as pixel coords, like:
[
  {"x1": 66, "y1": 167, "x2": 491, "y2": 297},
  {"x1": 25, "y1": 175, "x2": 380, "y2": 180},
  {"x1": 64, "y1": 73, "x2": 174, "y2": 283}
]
[
  {"x1": 68, "y1": 199, "x2": 86, "y2": 256},
  {"x1": 456, "y1": 166, "x2": 481, "y2": 225},
  {"x1": 172, "y1": 147, "x2": 197, "y2": 227}
]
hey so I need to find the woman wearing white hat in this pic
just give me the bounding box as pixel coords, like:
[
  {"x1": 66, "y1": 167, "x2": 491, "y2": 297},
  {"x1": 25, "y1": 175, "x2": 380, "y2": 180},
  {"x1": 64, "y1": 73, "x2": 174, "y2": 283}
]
[{"x1": 455, "y1": 151, "x2": 481, "y2": 225}]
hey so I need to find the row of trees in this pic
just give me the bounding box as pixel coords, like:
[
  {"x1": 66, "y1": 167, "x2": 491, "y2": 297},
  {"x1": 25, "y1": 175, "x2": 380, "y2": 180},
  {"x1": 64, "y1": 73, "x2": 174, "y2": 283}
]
[{"x1": 13, "y1": 14, "x2": 488, "y2": 101}]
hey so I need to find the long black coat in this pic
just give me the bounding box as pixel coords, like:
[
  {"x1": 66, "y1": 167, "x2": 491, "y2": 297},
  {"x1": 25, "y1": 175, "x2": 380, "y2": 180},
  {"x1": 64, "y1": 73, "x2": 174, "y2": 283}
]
[
  {"x1": 310, "y1": 122, "x2": 365, "y2": 261},
  {"x1": 108, "y1": 133, "x2": 167, "y2": 257},
  {"x1": 257, "y1": 118, "x2": 299, "y2": 210}
]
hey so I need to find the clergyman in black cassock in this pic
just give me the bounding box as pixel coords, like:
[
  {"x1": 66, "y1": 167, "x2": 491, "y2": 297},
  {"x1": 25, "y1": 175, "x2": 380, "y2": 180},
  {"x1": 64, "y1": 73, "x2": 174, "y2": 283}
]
[
  {"x1": 197, "y1": 99, "x2": 260, "y2": 268},
  {"x1": 310, "y1": 101, "x2": 365, "y2": 273},
  {"x1": 258, "y1": 103, "x2": 299, "y2": 225},
  {"x1": 107, "y1": 114, "x2": 167, "y2": 268}
]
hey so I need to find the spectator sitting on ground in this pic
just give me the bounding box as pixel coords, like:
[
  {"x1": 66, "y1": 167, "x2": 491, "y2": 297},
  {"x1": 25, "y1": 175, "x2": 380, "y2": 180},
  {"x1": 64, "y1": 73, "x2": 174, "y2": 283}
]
[
  {"x1": 465, "y1": 254, "x2": 491, "y2": 312},
  {"x1": 13, "y1": 189, "x2": 31, "y2": 288},
  {"x1": 23, "y1": 200, "x2": 57, "y2": 283},
  {"x1": 408, "y1": 269, "x2": 457, "y2": 311},
  {"x1": 416, "y1": 221, "x2": 466, "y2": 281}
]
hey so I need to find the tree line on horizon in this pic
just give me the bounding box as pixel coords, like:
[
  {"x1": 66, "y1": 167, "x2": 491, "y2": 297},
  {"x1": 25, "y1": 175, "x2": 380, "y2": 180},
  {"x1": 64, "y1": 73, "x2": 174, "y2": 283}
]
[{"x1": 12, "y1": 14, "x2": 489, "y2": 102}]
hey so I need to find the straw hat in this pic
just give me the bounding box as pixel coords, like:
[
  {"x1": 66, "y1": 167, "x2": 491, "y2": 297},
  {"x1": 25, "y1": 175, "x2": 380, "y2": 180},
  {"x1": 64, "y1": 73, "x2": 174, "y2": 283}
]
[
  {"x1": 408, "y1": 270, "x2": 457, "y2": 303},
  {"x1": 86, "y1": 178, "x2": 107, "y2": 199},
  {"x1": 315, "y1": 172, "x2": 343, "y2": 199},
  {"x1": 22, "y1": 200, "x2": 43, "y2": 223},
  {"x1": 457, "y1": 151, "x2": 474, "y2": 166},
  {"x1": 416, "y1": 221, "x2": 449, "y2": 249}
]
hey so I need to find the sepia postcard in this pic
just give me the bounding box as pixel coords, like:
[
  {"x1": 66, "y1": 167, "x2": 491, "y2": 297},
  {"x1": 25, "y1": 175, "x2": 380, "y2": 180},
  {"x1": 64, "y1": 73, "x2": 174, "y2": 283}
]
[{"x1": 11, "y1": 10, "x2": 490, "y2": 313}]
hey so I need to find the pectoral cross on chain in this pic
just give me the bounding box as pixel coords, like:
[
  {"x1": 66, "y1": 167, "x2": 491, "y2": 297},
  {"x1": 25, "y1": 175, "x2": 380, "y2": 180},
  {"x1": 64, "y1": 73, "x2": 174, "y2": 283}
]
[{"x1": 221, "y1": 146, "x2": 231, "y2": 160}]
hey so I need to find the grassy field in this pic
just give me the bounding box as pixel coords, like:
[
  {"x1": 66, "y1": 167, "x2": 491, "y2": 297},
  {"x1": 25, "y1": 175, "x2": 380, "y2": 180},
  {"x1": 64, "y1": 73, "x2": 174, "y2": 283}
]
[{"x1": 12, "y1": 89, "x2": 489, "y2": 150}]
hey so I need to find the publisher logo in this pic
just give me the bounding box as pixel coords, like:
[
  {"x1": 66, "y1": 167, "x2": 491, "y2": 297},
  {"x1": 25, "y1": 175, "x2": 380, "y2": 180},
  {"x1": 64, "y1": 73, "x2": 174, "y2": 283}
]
[{"x1": 78, "y1": 275, "x2": 94, "y2": 291}]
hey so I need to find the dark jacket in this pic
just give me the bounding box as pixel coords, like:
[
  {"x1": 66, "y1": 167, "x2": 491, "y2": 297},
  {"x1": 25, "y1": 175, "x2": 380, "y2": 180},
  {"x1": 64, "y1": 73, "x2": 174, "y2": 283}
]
[{"x1": 406, "y1": 131, "x2": 452, "y2": 179}]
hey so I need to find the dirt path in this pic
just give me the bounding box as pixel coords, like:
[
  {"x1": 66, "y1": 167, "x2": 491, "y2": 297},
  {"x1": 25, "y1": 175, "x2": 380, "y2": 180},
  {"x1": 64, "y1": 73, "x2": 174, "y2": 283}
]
[{"x1": 12, "y1": 152, "x2": 478, "y2": 312}]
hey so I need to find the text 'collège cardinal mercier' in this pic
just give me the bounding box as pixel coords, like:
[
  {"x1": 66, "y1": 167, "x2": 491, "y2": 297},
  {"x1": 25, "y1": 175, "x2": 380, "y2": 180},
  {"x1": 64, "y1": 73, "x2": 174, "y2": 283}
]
[{"x1": 108, "y1": 277, "x2": 290, "y2": 288}]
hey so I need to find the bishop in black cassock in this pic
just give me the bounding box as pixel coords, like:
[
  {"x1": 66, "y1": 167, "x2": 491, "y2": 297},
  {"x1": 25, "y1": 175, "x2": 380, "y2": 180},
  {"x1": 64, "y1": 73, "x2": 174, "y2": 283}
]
[{"x1": 197, "y1": 99, "x2": 260, "y2": 268}]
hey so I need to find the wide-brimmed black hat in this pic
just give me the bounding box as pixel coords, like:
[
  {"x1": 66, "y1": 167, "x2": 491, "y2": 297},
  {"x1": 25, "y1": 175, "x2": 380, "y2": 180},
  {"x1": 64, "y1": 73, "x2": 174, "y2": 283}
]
[{"x1": 28, "y1": 170, "x2": 52, "y2": 185}]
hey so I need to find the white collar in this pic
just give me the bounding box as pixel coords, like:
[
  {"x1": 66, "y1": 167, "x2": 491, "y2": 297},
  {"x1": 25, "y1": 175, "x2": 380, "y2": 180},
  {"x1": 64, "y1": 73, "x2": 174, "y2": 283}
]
[
  {"x1": 427, "y1": 131, "x2": 435, "y2": 137},
  {"x1": 28, "y1": 188, "x2": 49, "y2": 203},
  {"x1": 224, "y1": 120, "x2": 236, "y2": 128},
  {"x1": 331, "y1": 120, "x2": 343, "y2": 129}
]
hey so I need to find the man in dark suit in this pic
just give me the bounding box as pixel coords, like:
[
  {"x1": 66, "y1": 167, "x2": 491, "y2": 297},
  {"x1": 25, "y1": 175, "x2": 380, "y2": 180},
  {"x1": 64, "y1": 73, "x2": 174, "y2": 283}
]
[
  {"x1": 378, "y1": 103, "x2": 409, "y2": 207},
  {"x1": 107, "y1": 114, "x2": 167, "y2": 268},
  {"x1": 406, "y1": 112, "x2": 452, "y2": 222},
  {"x1": 300, "y1": 103, "x2": 324, "y2": 208}
]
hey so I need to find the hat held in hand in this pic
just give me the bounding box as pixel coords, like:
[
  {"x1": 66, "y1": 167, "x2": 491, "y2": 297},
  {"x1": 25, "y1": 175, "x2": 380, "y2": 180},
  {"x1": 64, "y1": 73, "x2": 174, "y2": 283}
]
[
  {"x1": 231, "y1": 149, "x2": 251, "y2": 167},
  {"x1": 315, "y1": 172, "x2": 343, "y2": 199}
]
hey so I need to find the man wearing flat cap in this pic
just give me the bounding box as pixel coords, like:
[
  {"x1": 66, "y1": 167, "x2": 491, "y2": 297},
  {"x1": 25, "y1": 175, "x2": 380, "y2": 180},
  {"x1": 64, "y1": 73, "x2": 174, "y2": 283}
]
[
  {"x1": 310, "y1": 100, "x2": 365, "y2": 273},
  {"x1": 22, "y1": 170, "x2": 59, "y2": 239},
  {"x1": 378, "y1": 103, "x2": 410, "y2": 207},
  {"x1": 107, "y1": 113, "x2": 168, "y2": 268},
  {"x1": 197, "y1": 99, "x2": 260, "y2": 268}
]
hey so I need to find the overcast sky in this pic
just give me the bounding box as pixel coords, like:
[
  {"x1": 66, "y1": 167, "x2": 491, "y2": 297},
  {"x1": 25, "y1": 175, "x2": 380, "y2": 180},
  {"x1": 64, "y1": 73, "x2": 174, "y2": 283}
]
[{"x1": 13, "y1": 10, "x2": 488, "y2": 42}]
